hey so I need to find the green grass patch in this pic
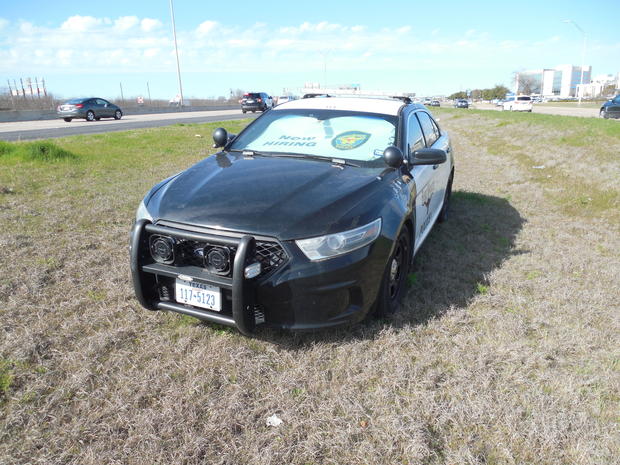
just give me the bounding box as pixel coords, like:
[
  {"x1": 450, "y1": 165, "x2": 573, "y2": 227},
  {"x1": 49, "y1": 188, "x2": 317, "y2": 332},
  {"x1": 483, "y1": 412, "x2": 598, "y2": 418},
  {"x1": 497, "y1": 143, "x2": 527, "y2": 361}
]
[
  {"x1": 0, "y1": 359, "x2": 14, "y2": 403},
  {"x1": 0, "y1": 140, "x2": 78, "y2": 162}
]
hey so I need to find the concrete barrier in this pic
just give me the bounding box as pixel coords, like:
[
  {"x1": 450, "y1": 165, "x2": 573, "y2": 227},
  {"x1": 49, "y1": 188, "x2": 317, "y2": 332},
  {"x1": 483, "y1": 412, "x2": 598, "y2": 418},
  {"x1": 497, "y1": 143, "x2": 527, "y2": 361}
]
[{"x1": 0, "y1": 104, "x2": 239, "y2": 123}]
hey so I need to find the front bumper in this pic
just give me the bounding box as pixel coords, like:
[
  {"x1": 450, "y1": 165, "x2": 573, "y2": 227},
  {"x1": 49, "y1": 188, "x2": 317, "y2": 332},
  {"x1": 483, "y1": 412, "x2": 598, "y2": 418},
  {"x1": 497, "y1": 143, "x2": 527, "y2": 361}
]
[{"x1": 130, "y1": 220, "x2": 388, "y2": 334}]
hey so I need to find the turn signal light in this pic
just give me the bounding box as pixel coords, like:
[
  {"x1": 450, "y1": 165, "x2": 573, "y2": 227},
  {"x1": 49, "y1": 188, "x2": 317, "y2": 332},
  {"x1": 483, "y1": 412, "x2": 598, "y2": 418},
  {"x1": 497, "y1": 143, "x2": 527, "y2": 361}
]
[{"x1": 244, "y1": 262, "x2": 261, "y2": 279}]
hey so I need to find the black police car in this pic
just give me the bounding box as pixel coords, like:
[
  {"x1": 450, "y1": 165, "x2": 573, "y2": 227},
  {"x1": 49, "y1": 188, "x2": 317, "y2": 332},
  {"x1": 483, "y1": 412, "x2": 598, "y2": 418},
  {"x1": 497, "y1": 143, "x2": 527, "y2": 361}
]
[{"x1": 131, "y1": 96, "x2": 454, "y2": 335}]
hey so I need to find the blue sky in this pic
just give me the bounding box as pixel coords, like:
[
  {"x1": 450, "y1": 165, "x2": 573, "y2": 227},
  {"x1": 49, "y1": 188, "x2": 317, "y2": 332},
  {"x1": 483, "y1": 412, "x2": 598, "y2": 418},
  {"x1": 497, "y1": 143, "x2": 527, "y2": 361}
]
[{"x1": 1, "y1": 0, "x2": 618, "y2": 100}]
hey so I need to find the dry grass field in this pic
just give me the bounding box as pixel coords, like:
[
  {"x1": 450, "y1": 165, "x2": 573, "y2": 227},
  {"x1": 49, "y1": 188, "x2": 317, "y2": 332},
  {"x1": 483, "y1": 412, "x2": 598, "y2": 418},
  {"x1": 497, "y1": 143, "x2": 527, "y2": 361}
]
[{"x1": 0, "y1": 110, "x2": 618, "y2": 465}]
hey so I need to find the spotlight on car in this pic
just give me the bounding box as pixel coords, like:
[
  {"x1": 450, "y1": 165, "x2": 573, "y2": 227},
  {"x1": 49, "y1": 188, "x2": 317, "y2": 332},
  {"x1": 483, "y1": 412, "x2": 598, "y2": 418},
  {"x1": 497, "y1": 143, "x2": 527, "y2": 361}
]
[{"x1": 149, "y1": 235, "x2": 175, "y2": 264}]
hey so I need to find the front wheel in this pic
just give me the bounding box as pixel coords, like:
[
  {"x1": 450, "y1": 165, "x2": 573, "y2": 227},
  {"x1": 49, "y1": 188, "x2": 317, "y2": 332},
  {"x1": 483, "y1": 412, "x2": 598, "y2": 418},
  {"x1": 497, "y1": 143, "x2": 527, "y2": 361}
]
[
  {"x1": 86, "y1": 110, "x2": 95, "y2": 121},
  {"x1": 600, "y1": 109, "x2": 608, "y2": 119},
  {"x1": 373, "y1": 228, "x2": 411, "y2": 317},
  {"x1": 437, "y1": 171, "x2": 454, "y2": 223},
  {"x1": 114, "y1": 110, "x2": 122, "y2": 120}
]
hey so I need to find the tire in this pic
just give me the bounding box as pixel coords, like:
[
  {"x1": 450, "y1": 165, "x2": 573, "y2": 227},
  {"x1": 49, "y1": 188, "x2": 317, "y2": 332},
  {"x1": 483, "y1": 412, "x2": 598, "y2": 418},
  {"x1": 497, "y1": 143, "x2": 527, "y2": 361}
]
[
  {"x1": 114, "y1": 110, "x2": 122, "y2": 120},
  {"x1": 600, "y1": 109, "x2": 608, "y2": 119},
  {"x1": 86, "y1": 110, "x2": 95, "y2": 121},
  {"x1": 63, "y1": 117, "x2": 72, "y2": 122},
  {"x1": 242, "y1": 110, "x2": 246, "y2": 114},
  {"x1": 373, "y1": 227, "x2": 411, "y2": 317},
  {"x1": 437, "y1": 171, "x2": 454, "y2": 223}
]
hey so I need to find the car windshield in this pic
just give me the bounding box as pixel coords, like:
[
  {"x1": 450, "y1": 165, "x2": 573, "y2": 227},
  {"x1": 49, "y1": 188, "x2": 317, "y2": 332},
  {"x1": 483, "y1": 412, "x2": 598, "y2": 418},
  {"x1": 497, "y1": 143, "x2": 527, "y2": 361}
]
[
  {"x1": 229, "y1": 109, "x2": 398, "y2": 167},
  {"x1": 517, "y1": 96, "x2": 531, "y2": 101}
]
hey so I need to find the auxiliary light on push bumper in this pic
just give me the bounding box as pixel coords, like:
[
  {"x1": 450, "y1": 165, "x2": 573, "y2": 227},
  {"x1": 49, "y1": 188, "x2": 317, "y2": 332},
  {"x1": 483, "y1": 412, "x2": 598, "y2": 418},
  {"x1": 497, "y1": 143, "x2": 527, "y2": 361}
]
[{"x1": 130, "y1": 220, "x2": 265, "y2": 336}]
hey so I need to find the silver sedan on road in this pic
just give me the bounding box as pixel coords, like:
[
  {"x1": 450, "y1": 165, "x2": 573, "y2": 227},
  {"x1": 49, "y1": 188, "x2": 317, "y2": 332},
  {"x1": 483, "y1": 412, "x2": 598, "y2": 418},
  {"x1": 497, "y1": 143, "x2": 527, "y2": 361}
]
[{"x1": 57, "y1": 98, "x2": 123, "y2": 122}]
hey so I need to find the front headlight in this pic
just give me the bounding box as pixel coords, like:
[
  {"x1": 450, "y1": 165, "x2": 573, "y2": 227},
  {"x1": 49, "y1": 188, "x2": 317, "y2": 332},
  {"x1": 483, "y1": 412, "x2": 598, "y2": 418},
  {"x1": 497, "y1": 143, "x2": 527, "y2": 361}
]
[
  {"x1": 135, "y1": 199, "x2": 153, "y2": 222},
  {"x1": 296, "y1": 218, "x2": 381, "y2": 261}
]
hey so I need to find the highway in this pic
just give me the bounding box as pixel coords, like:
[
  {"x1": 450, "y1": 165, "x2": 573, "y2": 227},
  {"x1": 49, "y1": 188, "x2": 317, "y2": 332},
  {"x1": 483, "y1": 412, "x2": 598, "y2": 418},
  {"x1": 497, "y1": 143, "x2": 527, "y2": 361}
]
[{"x1": 0, "y1": 109, "x2": 254, "y2": 141}]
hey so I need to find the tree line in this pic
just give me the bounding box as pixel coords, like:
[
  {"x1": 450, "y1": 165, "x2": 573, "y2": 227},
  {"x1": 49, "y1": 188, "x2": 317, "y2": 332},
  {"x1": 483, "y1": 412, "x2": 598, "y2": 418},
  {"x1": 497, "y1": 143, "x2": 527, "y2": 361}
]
[{"x1": 448, "y1": 85, "x2": 510, "y2": 100}]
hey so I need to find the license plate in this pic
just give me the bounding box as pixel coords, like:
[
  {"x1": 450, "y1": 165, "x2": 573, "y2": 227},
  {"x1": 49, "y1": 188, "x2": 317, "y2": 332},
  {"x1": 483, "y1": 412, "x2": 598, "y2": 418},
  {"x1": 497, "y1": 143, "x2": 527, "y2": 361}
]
[
  {"x1": 175, "y1": 278, "x2": 221, "y2": 311},
  {"x1": 247, "y1": 99, "x2": 254, "y2": 103}
]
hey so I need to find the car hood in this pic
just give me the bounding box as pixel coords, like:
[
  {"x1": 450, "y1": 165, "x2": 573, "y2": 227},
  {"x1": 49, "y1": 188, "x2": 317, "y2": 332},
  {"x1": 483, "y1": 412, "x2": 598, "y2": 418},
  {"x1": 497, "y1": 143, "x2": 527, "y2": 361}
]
[{"x1": 147, "y1": 152, "x2": 387, "y2": 240}]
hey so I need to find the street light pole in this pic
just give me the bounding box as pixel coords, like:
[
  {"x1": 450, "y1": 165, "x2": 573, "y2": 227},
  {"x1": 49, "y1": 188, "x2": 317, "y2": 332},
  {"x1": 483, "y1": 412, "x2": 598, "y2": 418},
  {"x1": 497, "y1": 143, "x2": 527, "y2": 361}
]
[
  {"x1": 563, "y1": 19, "x2": 587, "y2": 105},
  {"x1": 170, "y1": 0, "x2": 184, "y2": 108}
]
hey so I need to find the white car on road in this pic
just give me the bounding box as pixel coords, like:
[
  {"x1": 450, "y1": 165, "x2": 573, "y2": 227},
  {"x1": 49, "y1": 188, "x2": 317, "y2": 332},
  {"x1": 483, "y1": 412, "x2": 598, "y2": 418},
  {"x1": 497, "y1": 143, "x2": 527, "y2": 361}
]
[{"x1": 502, "y1": 96, "x2": 533, "y2": 112}]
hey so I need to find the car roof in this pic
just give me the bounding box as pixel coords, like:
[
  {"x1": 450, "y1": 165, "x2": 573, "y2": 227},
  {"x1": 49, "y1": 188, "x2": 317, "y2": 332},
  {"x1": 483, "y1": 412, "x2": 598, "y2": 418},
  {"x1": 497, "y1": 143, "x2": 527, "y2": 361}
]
[{"x1": 273, "y1": 97, "x2": 408, "y2": 116}]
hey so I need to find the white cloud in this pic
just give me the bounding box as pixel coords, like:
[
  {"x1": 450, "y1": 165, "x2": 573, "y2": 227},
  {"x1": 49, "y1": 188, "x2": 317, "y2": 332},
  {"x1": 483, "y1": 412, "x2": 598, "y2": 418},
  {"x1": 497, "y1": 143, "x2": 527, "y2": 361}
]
[
  {"x1": 61, "y1": 15, "x2": 104, "y2": 32},
  {"x1": 196, "y1": 20, "x2": 218, "y2": 35},
  {"x1": 115, "y1": 16, "x2": 139, "y2": 31},
  {"x1": 0, "y1": 18, "x2": 8, "y2": 31},
  {"x1": 141, "y1": 18, "x2": 162, "y2": 32}
]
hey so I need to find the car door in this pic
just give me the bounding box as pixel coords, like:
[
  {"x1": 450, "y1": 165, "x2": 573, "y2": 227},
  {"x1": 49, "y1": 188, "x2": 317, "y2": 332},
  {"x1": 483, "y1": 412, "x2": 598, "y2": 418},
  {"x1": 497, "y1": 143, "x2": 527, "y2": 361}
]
[
  {"x1": 416, "y1": 111, "x2": 451, "y2": 237},
  {"x1": 97, "y1": 99, "x2": 113, "y2": 117},
  {"x1": 407, "y1": 112, "x2": 434, "y2": 253},
  {"x1": 611, "y1": 96, "x2": 620, "y2": 118}
]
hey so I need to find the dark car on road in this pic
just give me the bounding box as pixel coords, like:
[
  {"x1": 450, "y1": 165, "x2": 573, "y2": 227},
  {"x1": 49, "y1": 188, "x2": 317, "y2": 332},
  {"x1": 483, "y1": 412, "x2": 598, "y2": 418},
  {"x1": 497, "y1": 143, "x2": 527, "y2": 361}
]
[
  {"x1": 131, "y1": 96, "x2": 455, "y2": 335},
  {"x1": 429, "y1": 100, "x2": 441, "y2": 107},
  {"x1": 600, "y1": 95, "x2": 620, "y2": 119},
  {"x1": 454, "y1": 99, "x2": 469, "y2": 108},
  {"x1": 57, "y1": 98, "x2": 122, "y2": 122},
  {"x1": 241, "y1": 92, "x2": 273, "y2": 113}
]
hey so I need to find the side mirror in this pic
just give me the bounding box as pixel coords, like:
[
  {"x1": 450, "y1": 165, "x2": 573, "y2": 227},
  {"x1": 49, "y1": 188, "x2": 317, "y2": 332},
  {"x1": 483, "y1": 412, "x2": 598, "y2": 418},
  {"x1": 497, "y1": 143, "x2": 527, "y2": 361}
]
[
  {"x1": 383, "y1": 146, "x2": 404, "y2": 168},
  {"x1": 213, "y1": 127, "x2": 234, "y2": 148},
  {"x1": 411, "y1": 148, "x2": 447, "y2": 166}
]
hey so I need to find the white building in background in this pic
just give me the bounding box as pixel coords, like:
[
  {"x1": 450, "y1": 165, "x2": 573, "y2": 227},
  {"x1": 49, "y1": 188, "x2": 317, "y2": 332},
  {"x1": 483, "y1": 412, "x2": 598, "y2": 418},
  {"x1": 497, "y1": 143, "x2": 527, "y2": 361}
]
[
  {"x1": 516, "y1": 65, "x2": 591, "y2": 98},
  {"x1": 575, "y1": 73, "x2": 620, "y2": 98}
]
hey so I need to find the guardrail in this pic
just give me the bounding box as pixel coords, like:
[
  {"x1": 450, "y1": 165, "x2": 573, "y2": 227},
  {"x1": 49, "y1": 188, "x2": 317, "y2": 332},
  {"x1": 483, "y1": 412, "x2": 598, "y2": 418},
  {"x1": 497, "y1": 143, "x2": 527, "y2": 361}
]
[{"x1": 0, "y1": 104, "x2": 239, "y2": 123}]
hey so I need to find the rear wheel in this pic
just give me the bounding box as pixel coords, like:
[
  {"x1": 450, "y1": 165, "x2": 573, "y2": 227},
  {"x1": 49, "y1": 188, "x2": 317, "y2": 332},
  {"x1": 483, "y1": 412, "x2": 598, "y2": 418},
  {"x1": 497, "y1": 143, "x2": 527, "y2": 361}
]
[
  {"x1": 86, "y1": 110, "x2": 95, "y2": 122},
  {"x1": 114, "y1": 110, "x2": 122, "y2": 120},
  {"x1": 242, "y1": 109, "x2": 246, "y2": 114},
  {"x1": 373, "y1": 228, "x2": 411, "y2": 317},
  {"x1": 63, "y1": 117, "x2": 72, "y2": 122}
]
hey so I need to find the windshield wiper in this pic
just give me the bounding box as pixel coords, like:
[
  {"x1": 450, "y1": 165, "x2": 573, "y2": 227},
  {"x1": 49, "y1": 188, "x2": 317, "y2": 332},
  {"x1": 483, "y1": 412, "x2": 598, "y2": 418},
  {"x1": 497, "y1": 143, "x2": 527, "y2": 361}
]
[{"x1": 227, "y1": 149, "x2": 360, "y2": 167}]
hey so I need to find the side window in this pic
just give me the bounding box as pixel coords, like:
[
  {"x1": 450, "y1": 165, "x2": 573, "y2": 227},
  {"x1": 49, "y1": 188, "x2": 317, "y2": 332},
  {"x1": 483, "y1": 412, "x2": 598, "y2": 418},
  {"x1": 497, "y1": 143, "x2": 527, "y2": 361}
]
[
  {"x1": 96, "y1": 99, "x2": 106, "y2": 105},
  {"x1": 416, "y1": 112, "x2": 438, "y2": 147},
  {"x1": 407, "y1": 114, "x2": 425, "y2": 157}
]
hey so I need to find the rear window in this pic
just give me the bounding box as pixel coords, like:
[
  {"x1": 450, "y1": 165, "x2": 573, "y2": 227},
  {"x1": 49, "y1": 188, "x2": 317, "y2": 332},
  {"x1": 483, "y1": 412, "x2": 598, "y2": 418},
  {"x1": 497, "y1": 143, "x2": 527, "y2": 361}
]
[
  {"x1": 244, "y1": 93, "x2": 261, "y2": 98},
  {"x1": 66, "y1": 98, "x2": 87, "y2": 104}
]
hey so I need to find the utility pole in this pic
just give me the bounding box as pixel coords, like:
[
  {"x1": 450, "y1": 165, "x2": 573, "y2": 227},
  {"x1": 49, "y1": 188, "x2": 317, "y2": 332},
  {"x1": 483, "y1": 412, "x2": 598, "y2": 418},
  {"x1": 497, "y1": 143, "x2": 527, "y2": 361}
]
[
  {"x1": 120, "y1": 82, "x2": 125, "y2": 103},
  {"x1": 147, "y1": 81, "x2": 152, "y2": 105},
  {"x1": 169, "y1": 0, "x2": 184, "y2": 108},
  {"x1": 563, "y1": 20, "x2": 587, "y2": 105},
  {"x1": 7, "y1": 80, "x2": 15, "y2": 109}
]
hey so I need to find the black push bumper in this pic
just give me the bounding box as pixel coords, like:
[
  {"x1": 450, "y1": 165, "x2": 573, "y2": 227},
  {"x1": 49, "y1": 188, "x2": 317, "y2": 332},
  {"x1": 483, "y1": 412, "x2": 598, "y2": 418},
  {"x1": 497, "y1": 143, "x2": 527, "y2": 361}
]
[
  {"x1": 130, "y1": 220, "x2": 388, "y2": 335},
  {"x1": 131, "y1": 220, "x2": 263, "y2": 335}
]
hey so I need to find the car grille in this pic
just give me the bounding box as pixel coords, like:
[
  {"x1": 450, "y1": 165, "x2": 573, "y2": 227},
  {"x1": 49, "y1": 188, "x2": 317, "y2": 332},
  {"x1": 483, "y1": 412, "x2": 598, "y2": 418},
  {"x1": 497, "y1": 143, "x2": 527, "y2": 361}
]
[{"x1": 162, "y1": 237, "x2": 288, "y2": 278}]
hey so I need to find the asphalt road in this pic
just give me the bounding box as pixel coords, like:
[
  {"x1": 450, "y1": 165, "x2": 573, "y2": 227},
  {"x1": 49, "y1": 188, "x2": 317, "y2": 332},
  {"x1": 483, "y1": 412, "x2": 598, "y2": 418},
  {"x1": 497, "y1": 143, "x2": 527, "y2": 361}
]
[
  {"x1": 472, "y1": 102, "x2": 602, "y2": 118},
  {"x1": 0, "y1": 109, "x2": 255, "y2": 141}
]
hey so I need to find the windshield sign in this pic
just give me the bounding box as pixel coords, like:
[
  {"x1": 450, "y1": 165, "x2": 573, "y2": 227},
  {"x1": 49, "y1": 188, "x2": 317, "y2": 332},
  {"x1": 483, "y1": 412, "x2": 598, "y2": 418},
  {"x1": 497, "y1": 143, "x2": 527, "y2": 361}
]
[{"x1": 230, "y1": 110, "x2": 397, "y2": 166}]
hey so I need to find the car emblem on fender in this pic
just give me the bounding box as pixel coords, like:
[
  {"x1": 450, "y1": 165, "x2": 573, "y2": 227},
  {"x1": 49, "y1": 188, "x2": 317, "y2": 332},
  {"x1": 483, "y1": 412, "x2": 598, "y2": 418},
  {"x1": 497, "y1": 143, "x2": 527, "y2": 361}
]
[{"x1": 332, "y1": 131, "x2": 371, "y2": 150}]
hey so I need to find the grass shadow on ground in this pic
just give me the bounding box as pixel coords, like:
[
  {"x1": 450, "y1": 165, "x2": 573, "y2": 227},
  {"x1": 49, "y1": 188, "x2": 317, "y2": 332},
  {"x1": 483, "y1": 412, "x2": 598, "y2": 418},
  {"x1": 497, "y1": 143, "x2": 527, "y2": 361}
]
[{"x1": 257, "y1": 190, "x2": 525, "y2": 348}]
